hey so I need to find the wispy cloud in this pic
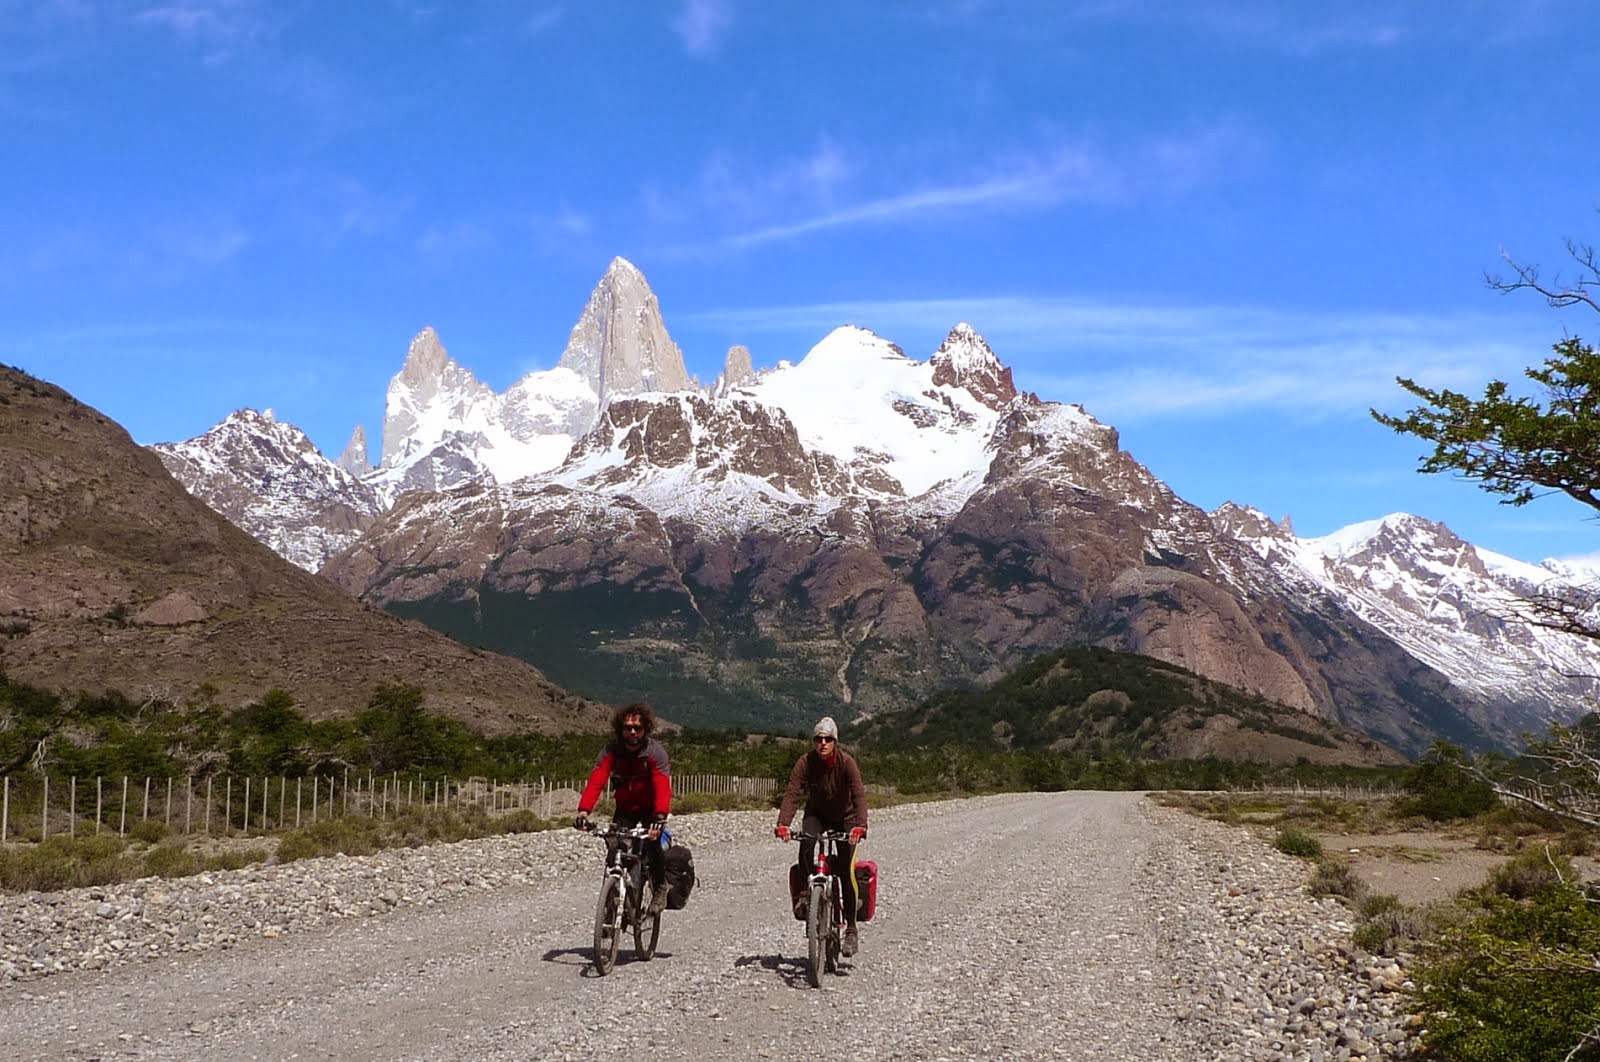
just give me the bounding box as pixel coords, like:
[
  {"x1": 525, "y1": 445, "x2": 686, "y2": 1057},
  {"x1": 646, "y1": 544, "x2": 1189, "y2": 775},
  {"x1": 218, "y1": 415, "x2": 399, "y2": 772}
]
[
  {"x1": 664, "y1": 126, "x2": 1254, "y2": 252},
  {"x1": 133, "y1": 0, "x2": 274, "y2": 62},
  {"x1": 684, "y1": 296, "x2": 1548, "y2": 423},
  {"x1": 674, "y1": 0, "x2": 730, "y2": 56}
]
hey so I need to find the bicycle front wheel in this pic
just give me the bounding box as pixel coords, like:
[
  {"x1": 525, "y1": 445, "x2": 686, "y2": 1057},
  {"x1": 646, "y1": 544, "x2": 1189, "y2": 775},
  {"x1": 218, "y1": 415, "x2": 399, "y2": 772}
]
[
  {"x1": 824, "y1": 881, "x2": 842, "y2": 973},
  {"x1": 805, "y1": 882, "x2": 828, "y2": 988},
  {"x1": 592, "y1": 876, "x2": 622, "y2": 976},
  {"x1": 633, "y1": 887, "x2": 661, "y2": 961}
]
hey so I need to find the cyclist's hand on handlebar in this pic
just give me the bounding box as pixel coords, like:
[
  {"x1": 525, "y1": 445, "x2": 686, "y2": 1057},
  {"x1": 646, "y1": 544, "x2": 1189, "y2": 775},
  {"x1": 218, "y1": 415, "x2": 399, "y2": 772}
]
[
  {"x1": 574, "y1": 813, "x2": 590, "y2": 832},
  {"x1": 646, "y1": 820, "x2": 663, "y2": 842},
  {"x1": 774, "y1": 824, "x2": 791, "y2": 841},
  {"x1": 849, "y1": 826, "x2": 866, "y2": 844}
]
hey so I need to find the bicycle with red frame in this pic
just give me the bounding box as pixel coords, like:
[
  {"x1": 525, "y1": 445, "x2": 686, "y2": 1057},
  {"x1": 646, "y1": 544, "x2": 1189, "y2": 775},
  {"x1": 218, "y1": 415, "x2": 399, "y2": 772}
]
[{"x1": 785, "y1": 829, "x2": 855, "y2": 987}]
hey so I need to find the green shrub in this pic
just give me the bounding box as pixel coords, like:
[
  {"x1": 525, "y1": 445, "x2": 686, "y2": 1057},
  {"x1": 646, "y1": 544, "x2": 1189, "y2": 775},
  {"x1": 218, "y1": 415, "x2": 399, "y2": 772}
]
[
  {"x1": 275, "y1": 816, "x2": 384, "y2": 862},
  {"x1": 1272, "y1": 828, "x2": 1323, "y2": 859},
  {"x1": 1307, "y1": 857, "x2": 1365, "y2": 902},
  {"x1": 129, "y1": 818, "x2": 169, "y2": 843},
  {"x1": 1480, "y1": 848, "x2": 1570, "y2": 902},
  {"x1": 143, "y1": 843, "x2": 197, "y2": 879},
  {"x1": 1415, "y1": 883, "x2": 1600, "y2": 1061},
  {"x1": 0, "y1": 834, "x2": 137, "y2": 891},
  {"x1": 1351, "y1": 893, "x2": 1438, "y2": 956}
]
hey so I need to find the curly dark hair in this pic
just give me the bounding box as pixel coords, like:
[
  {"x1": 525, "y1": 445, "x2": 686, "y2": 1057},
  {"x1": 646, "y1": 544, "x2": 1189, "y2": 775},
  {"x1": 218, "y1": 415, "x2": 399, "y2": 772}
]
[{"x1": 610, "y1": 701, "x2": 656, "y2": 740}]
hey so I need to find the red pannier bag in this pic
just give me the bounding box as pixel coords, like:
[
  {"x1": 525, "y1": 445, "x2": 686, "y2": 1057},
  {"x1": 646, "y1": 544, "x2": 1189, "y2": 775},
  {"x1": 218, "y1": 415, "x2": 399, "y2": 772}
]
[{"x1": 853, "y1": 860, "x2": 878, "y2": 922}]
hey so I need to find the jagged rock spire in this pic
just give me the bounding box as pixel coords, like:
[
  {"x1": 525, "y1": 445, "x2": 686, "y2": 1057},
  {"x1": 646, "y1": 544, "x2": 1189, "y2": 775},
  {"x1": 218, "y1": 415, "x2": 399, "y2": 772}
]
[
  {"x1": 714, "y1": 344, "x2": 758, "y2": 395},
  {"x1": 929, "y1": 322, "x2": 1017, "y2": 410},
  {"x1": 557, "y1": 257, "x2": 692, "y2": 405},
  {"x1": 380, "y1": 328, "x2": 493, "y2": 467},
  {"x1": 336, "y1": 425, "x2": 372, "y2": 476}
]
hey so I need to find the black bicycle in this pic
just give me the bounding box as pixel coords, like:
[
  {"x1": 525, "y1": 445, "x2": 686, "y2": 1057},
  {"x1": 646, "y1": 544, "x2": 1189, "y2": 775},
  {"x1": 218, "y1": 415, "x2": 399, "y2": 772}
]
[
  {"x1": 583, "y1": 822, "x2": 662, "y2": 975},
  {"x1": 788, "y1": 830, "x2": 852, "y2": 987}
]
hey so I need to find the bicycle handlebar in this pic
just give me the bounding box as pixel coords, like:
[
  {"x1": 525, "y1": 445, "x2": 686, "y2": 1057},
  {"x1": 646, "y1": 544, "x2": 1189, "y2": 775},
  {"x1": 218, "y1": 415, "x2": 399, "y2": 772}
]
[
  {"x1": 584, "y1": 822, "x2": 656, "y2": 840},
  {"x1": 788, "y1": 830, "x2": 854, "y2": 843}
]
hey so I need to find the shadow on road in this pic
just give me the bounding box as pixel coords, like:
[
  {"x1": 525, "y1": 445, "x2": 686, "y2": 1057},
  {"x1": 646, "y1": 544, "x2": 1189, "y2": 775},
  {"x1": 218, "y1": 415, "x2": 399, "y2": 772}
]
[
  {"x1": 734, "y1": 952, "x2": 853, "y2": 989},
  {"x1": 543, "y1": 946, "x2": 677, "y2": 976}
]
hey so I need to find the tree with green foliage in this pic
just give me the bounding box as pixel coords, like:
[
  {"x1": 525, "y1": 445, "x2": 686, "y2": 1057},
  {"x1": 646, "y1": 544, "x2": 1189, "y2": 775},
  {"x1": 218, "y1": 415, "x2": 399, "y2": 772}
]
[
  {"x1": 1397, "y1": 742, "x2": 1499, "y2": 821},
  {"x1": 0, "y1": 676, "x2": 68, "y2": 777},
  {"x1": 1375, "y1": 230, "x2": 1600, "y2": 1060},
  {"x1": 356, "y1": 682, "x2": 474, "y2": 774}
]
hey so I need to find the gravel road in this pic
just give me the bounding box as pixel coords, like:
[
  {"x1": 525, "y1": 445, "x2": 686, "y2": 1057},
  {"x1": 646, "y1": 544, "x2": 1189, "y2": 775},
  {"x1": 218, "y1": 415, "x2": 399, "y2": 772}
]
[{"x1": 0, "y1": 793, "x2": 1420, "y2": 1061}]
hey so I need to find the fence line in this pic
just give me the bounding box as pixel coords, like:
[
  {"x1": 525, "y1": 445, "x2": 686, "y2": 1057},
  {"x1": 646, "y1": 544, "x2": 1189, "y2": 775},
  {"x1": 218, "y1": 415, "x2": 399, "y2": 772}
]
[{"x1": 0, "y1": 771, "x2": 785, "y2": 844}]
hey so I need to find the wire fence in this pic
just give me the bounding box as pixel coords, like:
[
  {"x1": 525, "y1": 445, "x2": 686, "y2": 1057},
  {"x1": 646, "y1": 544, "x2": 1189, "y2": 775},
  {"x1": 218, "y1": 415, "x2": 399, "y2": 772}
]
[{"x1": 0, "y1": 771, "x2": 787, "y2": 844}]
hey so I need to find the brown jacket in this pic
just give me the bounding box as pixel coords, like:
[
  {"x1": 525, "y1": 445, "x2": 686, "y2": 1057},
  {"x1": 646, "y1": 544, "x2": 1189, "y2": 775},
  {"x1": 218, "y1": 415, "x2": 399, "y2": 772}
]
[{"x1": 777, "y1": 748, "x2": 867, "y2": 829}]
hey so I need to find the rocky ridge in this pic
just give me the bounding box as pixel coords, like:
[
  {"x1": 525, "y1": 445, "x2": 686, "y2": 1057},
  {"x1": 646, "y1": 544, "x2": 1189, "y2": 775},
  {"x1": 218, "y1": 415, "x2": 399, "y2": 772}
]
[{"x1": 0, "y1": 366, "x2": 604, "y2": 731}]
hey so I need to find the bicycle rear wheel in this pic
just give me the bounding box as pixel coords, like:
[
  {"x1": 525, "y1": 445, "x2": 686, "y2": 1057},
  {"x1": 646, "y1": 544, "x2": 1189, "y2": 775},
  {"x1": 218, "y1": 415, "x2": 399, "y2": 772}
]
[
  {"x1": 592, "y1": 876, "x2": 622, "y2": 976},
  {"x1": 805, "y1": 882, "x2": 828, "y2": 988}
]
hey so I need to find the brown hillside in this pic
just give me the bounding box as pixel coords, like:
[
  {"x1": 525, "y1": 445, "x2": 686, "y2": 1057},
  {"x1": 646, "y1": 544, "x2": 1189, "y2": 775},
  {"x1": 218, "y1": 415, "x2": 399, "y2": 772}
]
[{"x1": 0, "y1": 366, "x2": 606, "y2": 735}]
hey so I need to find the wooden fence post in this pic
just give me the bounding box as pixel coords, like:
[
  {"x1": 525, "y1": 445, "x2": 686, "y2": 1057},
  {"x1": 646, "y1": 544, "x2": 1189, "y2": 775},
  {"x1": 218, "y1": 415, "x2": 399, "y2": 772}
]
[
  {"x1": 95, "y1": 776, "x2": 102, "y2": 835},
  {"x1": 42, "y1": 775, "x2": 49, "y2": 840},
  {"x1": 243, "y1": 777, "x2": 251, "y2": 836},
  {"x1": 165, "y1": 777, "x2": 173, "y2": 827},
  {"x1": 120, "y1": 777, "x2": 128, "y2": 836},
  {"x1": 142, "y1": 777, "x2": 151, "y2": 823},
  {"x1": 225, "y1": 777, "x2": 232, "y2": 836},
  {"x1": 296, "y1": 776, "x2": 303, "y2": 828},
  {"x1": 69, "y1": 777, "x2": 76, "y2": 837},
  {"x1": 206, "y1": 777, "x2": 213, "y2": 836},
  {"x1": 185, "y1": 776, "x2": 193, "y2": 836},
  {"x1": 261, "y1": 776, "x2": 269, "y2": 832}
]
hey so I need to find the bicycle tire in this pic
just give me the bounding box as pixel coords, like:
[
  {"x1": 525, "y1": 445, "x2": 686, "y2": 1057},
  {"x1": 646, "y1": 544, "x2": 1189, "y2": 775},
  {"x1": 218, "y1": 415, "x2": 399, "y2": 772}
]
[
  {"x1": 592, "y1": 875, "x2": 622, "y2": 976},
  {"x1": 824, "y1": 879, "x2": 842, "y2": 973},
  {"x1": 805, "y1": 881, "x2": 827, "y2": 988},
  {"x1": 633, "y1": 882, "x2": 661, "y2": 961}
]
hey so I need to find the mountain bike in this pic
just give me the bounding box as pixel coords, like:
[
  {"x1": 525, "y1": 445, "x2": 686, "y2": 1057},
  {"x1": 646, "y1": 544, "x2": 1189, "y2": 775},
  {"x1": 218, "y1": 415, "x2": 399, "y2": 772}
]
[
  {"x1": 583, "y1": 822, "x2": 662, "y2": 975},
  {"x1": 788, "y1": 830, "x2": 853, "y2": 987}
]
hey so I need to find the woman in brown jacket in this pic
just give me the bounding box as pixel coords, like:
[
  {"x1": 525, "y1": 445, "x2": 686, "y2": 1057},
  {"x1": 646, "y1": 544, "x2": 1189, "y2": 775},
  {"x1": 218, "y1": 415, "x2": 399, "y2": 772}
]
[{"x1": 774, "y1": 716, "x2": 869, "y2": 956}]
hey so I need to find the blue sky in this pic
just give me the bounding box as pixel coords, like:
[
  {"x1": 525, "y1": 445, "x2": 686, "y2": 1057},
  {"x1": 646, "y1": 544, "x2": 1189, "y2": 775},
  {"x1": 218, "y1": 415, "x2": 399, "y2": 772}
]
[{"x1": 6, "y1": 2, "x2": 1600, "y2": 565}]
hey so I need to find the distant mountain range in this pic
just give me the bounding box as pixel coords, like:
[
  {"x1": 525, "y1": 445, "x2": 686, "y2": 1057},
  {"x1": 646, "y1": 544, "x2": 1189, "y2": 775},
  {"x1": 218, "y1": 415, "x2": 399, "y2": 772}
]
[{"x1": 146, "y1": 258, "x2": 1600, "y2": 754}]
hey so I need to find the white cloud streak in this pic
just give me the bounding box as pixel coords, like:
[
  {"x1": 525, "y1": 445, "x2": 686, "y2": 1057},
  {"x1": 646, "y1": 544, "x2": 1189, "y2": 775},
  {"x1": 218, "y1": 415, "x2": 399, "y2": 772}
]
[
  {"x1": 684, "y1": 296, "x2": 1550, "y2": 423},
  {"x1": 674, "y1": 0, "x2": 729, "y2": 56}
]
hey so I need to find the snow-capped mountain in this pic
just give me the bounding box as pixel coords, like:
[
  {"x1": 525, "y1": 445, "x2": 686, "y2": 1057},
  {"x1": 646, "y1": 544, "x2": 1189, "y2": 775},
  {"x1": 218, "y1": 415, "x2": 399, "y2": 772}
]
[
  {"x1": 150, "y1": 257, "x2": 1600, "y2": 749},
  {"x1": 151, "y1": 409, "x2": 381, "y2": 572},
  {"x1": 1216, "y1": 504, "x2": 1600, "y2": 737}
]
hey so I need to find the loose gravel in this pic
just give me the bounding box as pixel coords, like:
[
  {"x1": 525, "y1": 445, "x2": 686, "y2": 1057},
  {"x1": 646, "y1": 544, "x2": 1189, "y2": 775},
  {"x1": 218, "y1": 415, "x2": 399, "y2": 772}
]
[{"x1": 0, "y1": 793, "x2": 1422, "y2": 1060}]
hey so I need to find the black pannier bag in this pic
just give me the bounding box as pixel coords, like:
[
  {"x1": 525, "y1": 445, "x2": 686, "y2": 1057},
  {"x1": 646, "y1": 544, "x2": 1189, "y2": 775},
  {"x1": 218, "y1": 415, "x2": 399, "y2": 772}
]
[{"x1": 664, "y1": 843, "x2": 695, "y2": 909}]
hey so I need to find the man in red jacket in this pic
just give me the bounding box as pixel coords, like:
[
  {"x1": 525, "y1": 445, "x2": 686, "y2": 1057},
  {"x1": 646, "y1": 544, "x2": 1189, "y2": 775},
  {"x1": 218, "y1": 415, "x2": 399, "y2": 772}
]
[
  {"x1": 775, "y1": 715, "x2": 868, "y2": 956},
  {"x1": 576, "y1": 702, "x2": 673, "y2": 915}
]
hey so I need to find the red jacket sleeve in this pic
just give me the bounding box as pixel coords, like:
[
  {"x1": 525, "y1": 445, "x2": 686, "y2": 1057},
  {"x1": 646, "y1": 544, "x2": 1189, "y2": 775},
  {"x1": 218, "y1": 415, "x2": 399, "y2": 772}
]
[{"x1": 578, "y1": 749, "x2": 616, "y2": 814}]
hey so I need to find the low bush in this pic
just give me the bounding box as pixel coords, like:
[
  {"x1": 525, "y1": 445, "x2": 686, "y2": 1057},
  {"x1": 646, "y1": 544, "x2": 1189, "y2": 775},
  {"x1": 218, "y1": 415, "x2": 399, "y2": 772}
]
[
  {"x1": 1272, "y1": 828, "x2": 1323, "y2": 859},
  {"x1": 0, "y1": 834, "x2": 139, "y2": 892},
  {"x1": 142, "y1": 843, "x2": 197, "y2": 879},
  {"x1": 1480, "y1": 847, "x2": 1570, "y2": 902},
  {"x1": 1307, "y1": 857, "x2": 1365, "y2": 902}
]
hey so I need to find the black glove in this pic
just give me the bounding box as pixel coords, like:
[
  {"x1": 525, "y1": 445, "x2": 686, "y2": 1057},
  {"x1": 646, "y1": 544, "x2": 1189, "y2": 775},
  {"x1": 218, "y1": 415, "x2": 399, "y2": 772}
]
[{"x1": 574, "y1": 813, "x2": 590, "y2": 831}]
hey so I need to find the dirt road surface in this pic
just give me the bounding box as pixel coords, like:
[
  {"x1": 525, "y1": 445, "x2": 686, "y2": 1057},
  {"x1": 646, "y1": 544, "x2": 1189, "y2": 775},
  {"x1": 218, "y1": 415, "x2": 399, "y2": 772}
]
[{"x1": 0, "y1": 792, "x2": 1352, "y2": 1061}]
